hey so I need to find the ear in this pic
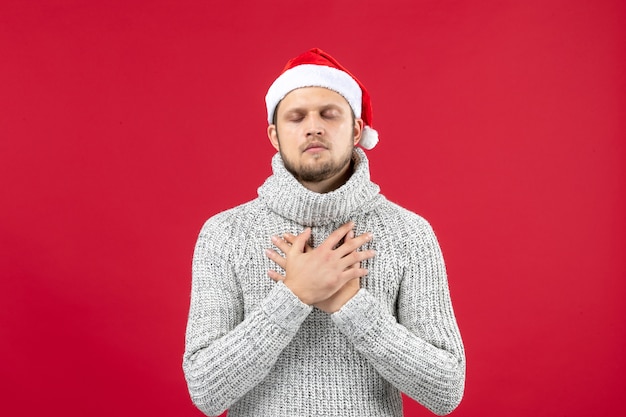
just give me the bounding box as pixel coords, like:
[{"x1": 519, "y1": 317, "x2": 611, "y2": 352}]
[
  {"x1": 352, "y1": 118, "x2": 364, "y2": 146},
  {"x1": 267, "y1": 124, "x2": 280, "y2": 151}
]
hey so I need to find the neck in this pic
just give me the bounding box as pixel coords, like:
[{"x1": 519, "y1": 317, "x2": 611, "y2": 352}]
[{"x1": 258, "y1": 147, "x2": 381, "y2": 227}]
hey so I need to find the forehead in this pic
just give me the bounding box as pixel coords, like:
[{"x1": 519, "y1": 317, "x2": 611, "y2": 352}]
[{"x1": 279, "y1": 86, "x2": 351, "y2": 111}]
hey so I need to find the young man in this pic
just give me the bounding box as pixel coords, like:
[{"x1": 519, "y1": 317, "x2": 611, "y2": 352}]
[{"x1": 183, "y1": 48, "x2": 465, "y2": 417}]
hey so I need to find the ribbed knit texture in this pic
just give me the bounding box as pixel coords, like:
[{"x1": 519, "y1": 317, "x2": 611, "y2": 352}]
[{"x1": 183, "y1": 148, "x2": 465, "y2": 417}]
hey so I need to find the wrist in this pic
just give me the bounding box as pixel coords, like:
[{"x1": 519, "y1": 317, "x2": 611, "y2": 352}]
[{"x1": 283, "y1": 279, "x2": 315, "y2": 306}]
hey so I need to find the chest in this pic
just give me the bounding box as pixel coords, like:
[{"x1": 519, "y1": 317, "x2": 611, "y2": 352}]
[{"x1": 233, "y1": 220, "x2": 403, "y2": 317}]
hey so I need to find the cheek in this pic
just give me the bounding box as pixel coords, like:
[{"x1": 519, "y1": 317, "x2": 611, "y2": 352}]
[
  {"x1": 275, "y1": 127, "x2": 303, "y2": 152},
  {"x1": 337, "y1": 121, "x2": 356, "y2": 140},
  {"x1": 277, "y1": 123, "x2": 300, "y2": 139},
  {"x1": 280, "y1": 128, "x2": 311, "y2": 150}
]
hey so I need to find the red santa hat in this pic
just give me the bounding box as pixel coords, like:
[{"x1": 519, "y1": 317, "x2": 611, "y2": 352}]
[{"x1": 265, "y1": 48, "x2": 379, "y2": 150}]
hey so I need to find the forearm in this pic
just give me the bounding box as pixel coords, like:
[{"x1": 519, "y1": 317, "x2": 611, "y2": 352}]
[
  {"x1": 183, "y1": 282, "x2": 312, "y2": 416},
  {"x1": 332, "y1": 289, "x2": 465, "y2": 416}
]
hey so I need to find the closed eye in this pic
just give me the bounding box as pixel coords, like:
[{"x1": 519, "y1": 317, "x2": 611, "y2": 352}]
[
  {"x1": 322, "y1": 111, "x2": 337, "y2": 119},
  {"x1": 284, "y1": 112, "x2": 304, "y2": 123},
  {"x1": 321, "y1": 107, "x2": 343, "y2": 119}
]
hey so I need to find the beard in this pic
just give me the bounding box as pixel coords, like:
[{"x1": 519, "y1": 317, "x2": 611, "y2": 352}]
[{"x1": 281, "y1": 149, "x2": 353, "y2": 183}]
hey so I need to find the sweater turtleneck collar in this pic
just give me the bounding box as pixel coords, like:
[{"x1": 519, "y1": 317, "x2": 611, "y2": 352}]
[{"x1": 257, "y1": 148, "x2": 383, "y2": 227}]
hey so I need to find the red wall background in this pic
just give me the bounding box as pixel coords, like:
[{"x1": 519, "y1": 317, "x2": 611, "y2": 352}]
[{"x1": 1, "y1": 1, "x2": 624, "y2": 416}]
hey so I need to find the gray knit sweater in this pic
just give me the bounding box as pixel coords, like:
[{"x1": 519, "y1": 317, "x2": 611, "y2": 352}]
[{"x1": 183, "y1": 148, "x2": 465, "y2": 417}]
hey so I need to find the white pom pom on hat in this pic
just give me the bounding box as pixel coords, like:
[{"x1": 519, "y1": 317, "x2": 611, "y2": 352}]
[{"x1": 265, "y1": 48, "x2": 379, "y2": 150}]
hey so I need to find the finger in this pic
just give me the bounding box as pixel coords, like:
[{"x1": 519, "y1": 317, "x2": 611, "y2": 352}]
[
  {"x1": 344, "y1": 230, "x2": 360, "y2": 269},
  {"x1": 282, "y1": 232, "x2": 297, "y2": 246},
  {"x1": 339, "y1": 249, "x2": 376, "y2": 271},
  {"x1": 291, "y1": 228, "x2": 311, "y2": 253},
  {"x1": 283, "y1": 232, "x2": 313, "y2": 251},
  {"x1": 320, "y1": 222, "x2": 355, "y2": 250},
  {"x1": 264, "y1": 248, "x2": 287, "y2": 269},
  {"x1": 270, "y1": 235, "x2": 291, "y2": 254},
  {"x1": 336, "y1": 231, "x2": 373, "y2": 258},
  {"x1": 340, "y1": 266, "x2": 370, "y2": 282},
  {"x1": 267, "y1": 269, "x2": 285, "y2": 282}
]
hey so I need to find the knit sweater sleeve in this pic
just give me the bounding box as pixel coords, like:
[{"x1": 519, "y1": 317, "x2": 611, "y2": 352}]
[
  {"x1": 331, "y1": 217, "x2": 465, "y2": 416},
  {"x1": 182, "y1": 213, "x2": 313, "y2": 416}
]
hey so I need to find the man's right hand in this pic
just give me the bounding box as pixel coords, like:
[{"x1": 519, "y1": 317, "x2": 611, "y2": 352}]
[{"x1": 264, "y1": 222, "x2": 376, "y2": 312}]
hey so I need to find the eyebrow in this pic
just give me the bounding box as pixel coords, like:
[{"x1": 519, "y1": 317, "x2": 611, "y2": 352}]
[{"x1": 282, "y1": 103, "x2": 345, "y2": 115}]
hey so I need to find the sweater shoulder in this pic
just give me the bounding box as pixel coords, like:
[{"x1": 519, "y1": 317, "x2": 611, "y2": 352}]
[
  {"x1": 195, "y1": 199, "x2": 265, "y2": 254},
  {"x1": 373, "y1": 198, "x2": 435, "y2": 235},
  {"x1": 199, "y1": 199, "x2": 262, "y2": 232}
]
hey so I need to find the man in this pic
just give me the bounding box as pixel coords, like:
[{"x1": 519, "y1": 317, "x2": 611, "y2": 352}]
[{"x1": 183, "y1": 48, "x2": 465, "y2": 417}]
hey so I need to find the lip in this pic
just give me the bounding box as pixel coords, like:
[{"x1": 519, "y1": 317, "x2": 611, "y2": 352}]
[{"x1": 304, "y1": 142, "x2": 328, "y2": 152}]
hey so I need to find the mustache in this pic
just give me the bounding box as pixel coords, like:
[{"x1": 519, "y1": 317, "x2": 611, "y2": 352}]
[{"x1": 303, "y1": 140, "x2": 329, "y2": 151}]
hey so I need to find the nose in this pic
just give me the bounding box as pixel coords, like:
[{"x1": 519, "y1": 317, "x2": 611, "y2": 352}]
[{"x1": 305, "y1": 114, "x2": 324, "y2": 137}]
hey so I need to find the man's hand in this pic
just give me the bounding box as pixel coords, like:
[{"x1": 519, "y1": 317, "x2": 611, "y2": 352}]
[{"x1": 264, "y1": 222, "x2": 376, "y2": 313}]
